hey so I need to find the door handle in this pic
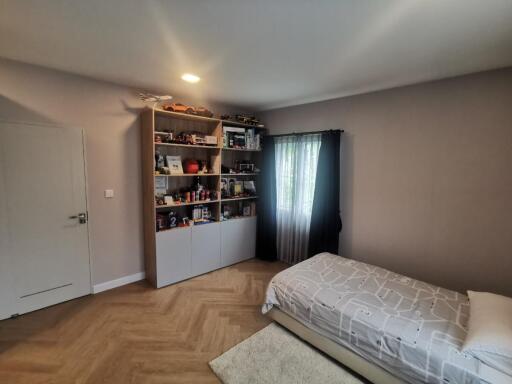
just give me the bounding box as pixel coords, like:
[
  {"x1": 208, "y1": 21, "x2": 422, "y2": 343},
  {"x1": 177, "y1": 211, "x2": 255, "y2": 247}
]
[{"x1": 69, "y1": 212, "x2": 88, "y2": 224}]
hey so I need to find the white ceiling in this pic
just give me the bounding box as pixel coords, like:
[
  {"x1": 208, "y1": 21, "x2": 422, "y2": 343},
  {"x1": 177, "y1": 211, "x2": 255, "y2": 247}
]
[{"x1": 1, "y1": 0, "x2": 512, "y2": 110}]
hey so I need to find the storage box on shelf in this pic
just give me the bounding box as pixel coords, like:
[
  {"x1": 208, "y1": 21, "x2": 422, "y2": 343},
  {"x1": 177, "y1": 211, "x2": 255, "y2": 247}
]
[{"x1": 141, "y1": 108, "x2": 265, "y2": 288}]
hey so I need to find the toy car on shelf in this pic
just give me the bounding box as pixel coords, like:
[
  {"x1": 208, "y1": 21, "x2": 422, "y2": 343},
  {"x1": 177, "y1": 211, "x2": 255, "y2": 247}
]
[
  {"x1": 195, "y1": 106, "x2": 213, "y2": 118},
  {"x1": 222, "y1": 114, "x2": 264, "y2": 127},
  {"x1": 162, "y1": 103, "x2": 214, "y2": 118},
  {"x1": 162, "y1": 103, "x2": 195, "y2": 114}
]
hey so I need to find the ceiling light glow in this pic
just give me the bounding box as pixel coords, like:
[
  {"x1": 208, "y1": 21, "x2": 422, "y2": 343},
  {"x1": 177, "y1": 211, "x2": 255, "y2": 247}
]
[{"x1": 181, "y1": 73, "x2": 200, "y2": 83}]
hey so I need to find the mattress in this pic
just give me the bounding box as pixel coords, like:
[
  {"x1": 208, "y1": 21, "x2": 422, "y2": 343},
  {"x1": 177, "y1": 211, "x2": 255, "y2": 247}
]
[{"x1": 263, "y1": 253, "x2": 504, "y2": 384}]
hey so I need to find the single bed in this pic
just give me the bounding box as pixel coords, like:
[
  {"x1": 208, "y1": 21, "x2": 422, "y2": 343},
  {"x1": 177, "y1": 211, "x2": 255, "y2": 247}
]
[{"x1": 263, "y1": 253, "x2": 511, "y2": 384}]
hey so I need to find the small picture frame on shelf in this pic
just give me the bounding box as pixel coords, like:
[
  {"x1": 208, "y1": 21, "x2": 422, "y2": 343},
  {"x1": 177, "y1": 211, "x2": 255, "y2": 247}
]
[
  {"x1": 166, "y1": 155, "x2": 183, "y2": 174},
  {"x1": 155, "y1": 176, "x2": 167, "y2": 194}
]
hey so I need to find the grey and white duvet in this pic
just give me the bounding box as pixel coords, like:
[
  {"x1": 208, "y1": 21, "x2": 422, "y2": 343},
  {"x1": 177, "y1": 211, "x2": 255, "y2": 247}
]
[{"x1": 263, "y1": 253, "x2": 508, "y2": 384}]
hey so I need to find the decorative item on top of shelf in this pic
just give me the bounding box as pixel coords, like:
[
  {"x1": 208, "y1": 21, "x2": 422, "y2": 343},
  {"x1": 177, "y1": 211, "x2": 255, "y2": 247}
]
[
  {"x1": 221, "y1": 177, "x2": 257, "y2": 198},
  {"x1": 168, "y1": 211, "x2": 179, "y2": 228},
  {"x1": 220, "y1": 178, "x2": 229, "y2": 198},
  {"x1": 223, "y1": 126, "x2": 261, "y2": 150},
  {"x1": 221, "y1": 205, "x2": 232, "y2": 221},
  {"x1": 162, "y1": 102, "x2": 195, "y2": 114},
  {"x1": 156, "y1": 210, "x2": 183, "y2": 231},
  {"x1": 155, "y1": 205, "x2": 214, "y2": 231},
  {"x1": 139, "y1": 92, "x2": 173, "y2": 108},
  {"x1": 221, "y1": 113, "x2": 264, "y2": 128},
  {"x1": 243, "y1": 180, "x2": 257, "y2": 196},
  {"x1": 232, "y1": 180, "x2": 243, "y2": 196},
  {"x1": 250, "y1": 201, "x2": 257, "y2": 216},
  {"x1": 155, "y1": 195, "x2": 165, "y2": 206},
  {"x1": 161, "y1": 103, "x2": 214, "y2": 118},
  {"x1": 236, "y1": 114, "x2": 264, "y2": 127},
  {"x1": 155, "y1": 152, "x2": 165, "y2": 171},
  {"x1": 155, "y1": 176, "x2": 217, "y2": 207},
  {"x1": 166, "y1": 155, "x2": 184, "y2": 175},
  {"x1": 183, "y1": 159, "x2": 199, "y2": 174},
  {"x1": 164, "y1": 195, "x2": 173, "y2": 205},
  {"x1": 220, "y1": 201, "x2": 256, "y2": 221},
  {"x1": 191, "y1": 205, "x2": 213, "y2": 224},
  {"x1": 163, "y1": 131, "x2": 217, "y2": 146},
  {"x1": 221, "y1": 162, "x2": 260, "y2": 175},
  {"x1": 154, "y1": 131, "x2": 174, "y2": 143},
  {"x1": 195, "y1": 107, "x2": 214, "y2": 118},
  {"x1": 236, "y1": 160, "x2": 255, "y2": 173}
]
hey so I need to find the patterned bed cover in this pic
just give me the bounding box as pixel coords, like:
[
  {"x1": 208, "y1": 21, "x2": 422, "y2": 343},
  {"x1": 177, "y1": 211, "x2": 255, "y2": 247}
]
[{"x1": 263, "y1": 253, "x2": 507, "y2": 384}]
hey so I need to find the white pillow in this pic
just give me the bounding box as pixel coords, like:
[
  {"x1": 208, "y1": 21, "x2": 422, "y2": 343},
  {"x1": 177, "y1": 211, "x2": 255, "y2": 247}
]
[{"x1": 463, "y1": 290, "x2": 512, "y2": 376}]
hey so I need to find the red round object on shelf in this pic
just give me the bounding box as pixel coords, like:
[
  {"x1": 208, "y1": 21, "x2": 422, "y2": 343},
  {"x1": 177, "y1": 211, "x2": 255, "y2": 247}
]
[{"x1": 183, "y1": 159, "x2": 199, "y2": 174}]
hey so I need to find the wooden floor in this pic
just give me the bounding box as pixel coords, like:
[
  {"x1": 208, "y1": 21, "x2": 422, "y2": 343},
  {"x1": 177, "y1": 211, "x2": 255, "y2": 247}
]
[{"x1": 0, "y1": 259, "x2": 287, "y2": 383}]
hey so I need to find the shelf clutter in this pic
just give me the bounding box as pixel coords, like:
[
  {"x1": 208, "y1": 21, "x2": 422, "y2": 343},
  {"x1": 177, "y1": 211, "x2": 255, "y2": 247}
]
[{"x1": 141, "y1": 105, "x2": 266, "y2": 288}]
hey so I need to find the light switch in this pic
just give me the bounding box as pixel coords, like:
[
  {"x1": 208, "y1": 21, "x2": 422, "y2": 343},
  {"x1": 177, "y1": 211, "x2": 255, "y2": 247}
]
[{"x1": 104, "y1": 189, "x2": 114, "y2": 198}]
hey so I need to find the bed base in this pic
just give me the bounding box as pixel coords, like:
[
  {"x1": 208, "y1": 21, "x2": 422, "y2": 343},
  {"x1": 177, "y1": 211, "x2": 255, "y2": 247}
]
[{"x1": 267, "y1": 307, "x2": 406, "y2": 384}]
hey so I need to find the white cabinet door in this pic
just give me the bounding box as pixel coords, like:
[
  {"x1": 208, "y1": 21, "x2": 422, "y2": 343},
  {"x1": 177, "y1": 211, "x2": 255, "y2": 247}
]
[
  {"x1": 156, "y1": 227, "x2": 192, "y2": 287},
  {"x1": 0, "y1": 121, "x2": 91, "y2": 320},
  {"x1": 220, "y1": 217, "x2": 257, "y2": 267},
  {"x1": 191, "y1": 223, "x2": 221, "y2": 276}
]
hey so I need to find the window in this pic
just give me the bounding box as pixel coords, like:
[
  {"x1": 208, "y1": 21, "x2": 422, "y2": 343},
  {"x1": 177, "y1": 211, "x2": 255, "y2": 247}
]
[{"x1": 274, "y1": 134, "x2": 321, "y2": 263}]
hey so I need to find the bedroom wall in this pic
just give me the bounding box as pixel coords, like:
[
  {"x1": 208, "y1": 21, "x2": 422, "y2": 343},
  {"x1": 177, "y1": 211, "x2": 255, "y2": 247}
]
[
  {"x1": 0, "y1": 58, "x2": 237, "y2": 287},
  {"x1": 262, "y1": 67, "x2": 512, "y2": 297}
]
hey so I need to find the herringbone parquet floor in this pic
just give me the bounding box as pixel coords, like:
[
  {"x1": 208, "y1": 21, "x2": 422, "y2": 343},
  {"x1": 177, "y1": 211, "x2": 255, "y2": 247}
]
[{"x1": 0, "y1": 259, "x2": 287, "y2": 384}]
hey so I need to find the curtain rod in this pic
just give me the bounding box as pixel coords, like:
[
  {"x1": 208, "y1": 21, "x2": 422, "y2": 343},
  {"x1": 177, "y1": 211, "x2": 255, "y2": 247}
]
[{"x1": 269, "y1": 129, "x2": 344, "y2": 138}]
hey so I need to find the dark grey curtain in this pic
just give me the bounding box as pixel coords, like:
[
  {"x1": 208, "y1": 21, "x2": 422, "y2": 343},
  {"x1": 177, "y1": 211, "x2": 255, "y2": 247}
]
[
  {"x1": 256, "y1": 136, "x2": 278, "y2": 261},
  {"x1": 308, "y1": 130, "x2": 342, "y2": 257}
]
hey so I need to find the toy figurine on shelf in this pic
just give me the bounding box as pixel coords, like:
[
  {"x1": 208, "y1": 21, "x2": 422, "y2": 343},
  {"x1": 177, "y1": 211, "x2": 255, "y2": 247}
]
[
  {"x1": 163, "y1": 132, "x2": 174, "y2": 143},
  {"x1": 155, "y1": 195, "x2": 165, "y2": 206},
  {"x1": 155, "y1": 152, "x2": 165, "y2": 171},
  {"x1": 197, "y1": 160, "x2": 208, "y2": 174}
]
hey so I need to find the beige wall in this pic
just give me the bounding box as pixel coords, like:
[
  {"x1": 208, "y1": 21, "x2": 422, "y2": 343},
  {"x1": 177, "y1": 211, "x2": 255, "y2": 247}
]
[
  {"x1": 0, "y1": 58, "x2": 237, "y2": 286},
  {"x1": 262, "y1": 68, "x2": 512, "y2": 297}
]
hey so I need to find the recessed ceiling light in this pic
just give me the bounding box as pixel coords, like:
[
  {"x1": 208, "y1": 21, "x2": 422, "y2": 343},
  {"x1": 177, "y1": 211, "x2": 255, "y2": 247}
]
[{"x1": 181, "y1": 73, "x2": 200, "y2": 83}]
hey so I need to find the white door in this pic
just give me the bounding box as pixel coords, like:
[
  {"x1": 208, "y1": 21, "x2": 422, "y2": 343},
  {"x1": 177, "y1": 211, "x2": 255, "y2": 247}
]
[{"x1": 0, "y1": 121, "x2": 91, "y2": 320}]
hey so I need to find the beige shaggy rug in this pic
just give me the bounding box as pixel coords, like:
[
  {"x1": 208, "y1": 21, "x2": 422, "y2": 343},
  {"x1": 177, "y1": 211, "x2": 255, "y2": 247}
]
[{"x1": 209, "y1": 323, "x2": 366, "y2": 384}]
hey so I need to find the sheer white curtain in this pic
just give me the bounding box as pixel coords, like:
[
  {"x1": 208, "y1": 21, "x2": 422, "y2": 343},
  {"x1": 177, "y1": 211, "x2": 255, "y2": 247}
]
[{"x1": 275, "y1": 134, "x2": 322, "y2": 264}]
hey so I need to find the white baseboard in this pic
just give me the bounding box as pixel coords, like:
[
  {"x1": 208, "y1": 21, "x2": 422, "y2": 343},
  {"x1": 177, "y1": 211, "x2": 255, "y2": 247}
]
[{"x1": 92, "y1": 272, "x2": 146, "y2": 294}]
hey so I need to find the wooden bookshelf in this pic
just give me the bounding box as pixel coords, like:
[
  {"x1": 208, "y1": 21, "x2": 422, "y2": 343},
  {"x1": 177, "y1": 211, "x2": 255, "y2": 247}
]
[{"x1": 141, "y1": 107, "x2": 264, "y2": 288}]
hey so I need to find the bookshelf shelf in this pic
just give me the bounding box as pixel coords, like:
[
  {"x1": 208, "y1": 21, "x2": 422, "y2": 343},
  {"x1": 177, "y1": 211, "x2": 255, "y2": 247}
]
[
  {"x1": 157, "y1": 220, "x2": 218, "y2": 233},
  {"x1": 154, "y1": 108, "x2": 220, "y2": 124},
  {"x1": 221, "y1": 173, "x2": 259, "y2": 176},
  {"x1": 221, "y1": 196, "x2": 258, "y2": 202},
  {"x1": 156, "y1": 199, "x2": 219, "y2": 209},
  {"x1": 222, "y1": 147, "x2": 261, "y2": 152},
  {"x1": 155, "y1": 173, "x2": 220, "y2": 177},
  {"x1": 155, "y1": 142, "x2": 221, "y2": 149}
]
